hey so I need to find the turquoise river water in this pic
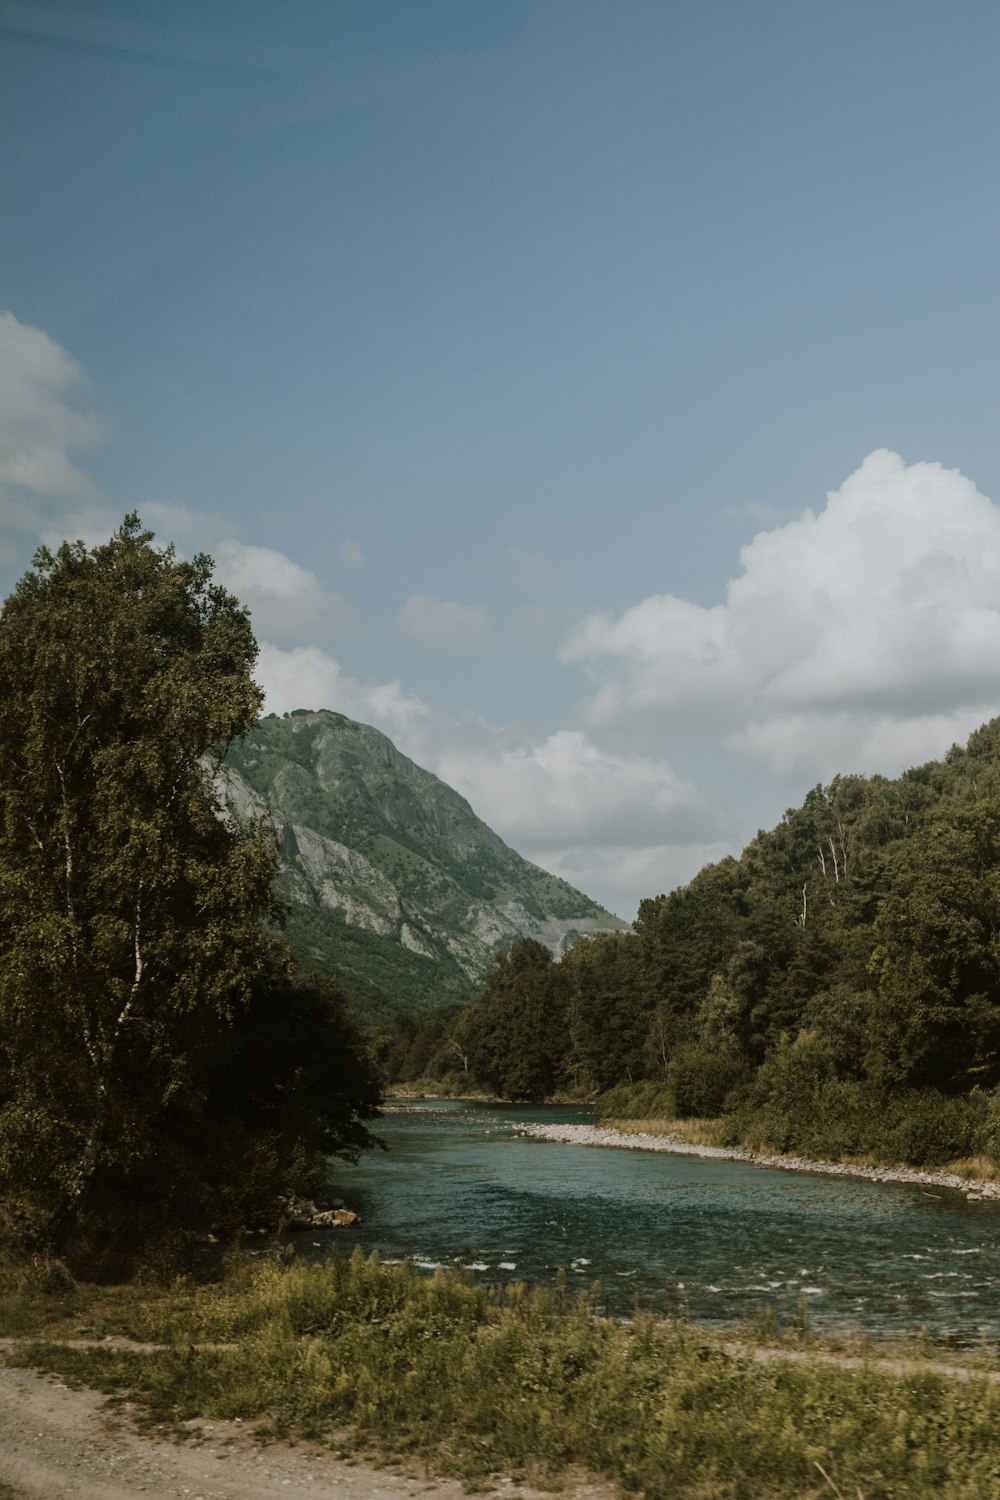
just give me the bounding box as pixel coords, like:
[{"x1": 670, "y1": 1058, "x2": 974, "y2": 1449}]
[{"x1": 330, "y1": 1100, "x2": 1000, "y2": 1344}]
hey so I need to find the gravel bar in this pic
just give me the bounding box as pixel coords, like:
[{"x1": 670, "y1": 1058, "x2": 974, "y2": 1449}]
[{"x1": 516, "y1": 1122, "x2": 1000, "y2": 1202}]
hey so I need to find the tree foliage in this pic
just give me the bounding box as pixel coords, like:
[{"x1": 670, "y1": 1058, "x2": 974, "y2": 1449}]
[
  {"x1": 459, "y1": 939, "x2": 571, "y2": 1101},
  {"x1": 0, "y1": 519, "x2": 379, "y2": 1258},
  {"x1": 382, "y1": 717, "x2": 1000, "y2": 1167},
  {"x1": 869, "y1": 801, "x2": 1000, "y2": 1089}
]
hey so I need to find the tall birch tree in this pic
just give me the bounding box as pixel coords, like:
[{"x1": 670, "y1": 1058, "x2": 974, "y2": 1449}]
[{"x1": 0, "y1": 517, "x2": 282, "y2": 1249}]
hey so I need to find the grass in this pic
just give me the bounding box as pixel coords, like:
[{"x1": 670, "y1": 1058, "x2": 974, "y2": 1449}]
[
  {"x1": 607, "y1": 1117, "x2": 730, "y2": 1147},
  {"x1": 942, "y1": 1155, "x2": 1000, "y2": 1182},
  {"x1": 6, "y1": 1251, "x2": 1000, "y2": 1498}
]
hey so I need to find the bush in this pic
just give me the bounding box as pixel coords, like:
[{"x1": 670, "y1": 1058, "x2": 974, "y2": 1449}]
[
  {"x1": 879, "y1": 1088, "x2": 989, "y2": 1167},
  {"x1": 669, "y1": 1039, "x2": 750, "y2": 1118},
  {"x1": 728, "y1": 1066, "x2": 992, "y2": 1169}
]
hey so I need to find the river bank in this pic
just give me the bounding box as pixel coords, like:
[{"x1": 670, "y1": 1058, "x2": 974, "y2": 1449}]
[{"x1": 516, "y1": 1120, "x2": 1000, "y2": 1202}]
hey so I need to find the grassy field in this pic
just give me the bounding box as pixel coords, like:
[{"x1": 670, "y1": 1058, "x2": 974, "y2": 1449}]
[{"x1": 5, "y1": 1250, "x2": 1000, "y2": 1498}]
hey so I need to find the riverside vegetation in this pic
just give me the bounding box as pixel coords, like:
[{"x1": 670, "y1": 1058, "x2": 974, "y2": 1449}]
[{"x1": 379, "y1": 721, "x2": 1000, "y2": 1186}]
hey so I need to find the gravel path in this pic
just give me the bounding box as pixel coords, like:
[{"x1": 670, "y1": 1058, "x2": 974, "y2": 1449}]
[
  {"x1": 516, "y1": 1122, "x2": 1000, "y2": 1201},
  {"x1": 0, "y1": 1363, "x2": 615, "y2": 1500}
]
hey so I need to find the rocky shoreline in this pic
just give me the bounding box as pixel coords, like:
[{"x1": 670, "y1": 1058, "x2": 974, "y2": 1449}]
[{"x1": 516, "y1": 1122, "x2": 1000, "y2": 1203}]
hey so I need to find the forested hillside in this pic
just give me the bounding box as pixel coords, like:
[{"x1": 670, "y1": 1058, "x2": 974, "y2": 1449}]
[{"x1": 381, "y1": 718, "x2": 1000, "y2": 1168}]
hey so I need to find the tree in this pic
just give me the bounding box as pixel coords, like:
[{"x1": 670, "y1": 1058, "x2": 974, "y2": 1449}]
[
  {"x1": 564, "y1": 933, "x2": 646, "y2": 1090},
  {"x1": 192, "y1": 973, "x2": 383, "y2": 1231},
  {"x1": 868, "y1": 801, "x2": 1000, "y2": 1090},
  {"x1": 0, "y1": 517, "x2": 376, "y2": 1254},
  {"x1": 667, "y1": 973, "x2": 750, "y2": 1118},
  {"x1": 460, "y1": 938, "x2": 571, "y2": 1100}
]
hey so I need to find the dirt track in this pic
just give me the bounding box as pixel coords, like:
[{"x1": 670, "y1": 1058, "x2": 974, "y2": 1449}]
[
  {"x1": 0, "y1": 1363, "x2": 616, "y2": 1500},
  {"x1": 2, "y1": 1337, "x2": 994, "y2": 1498}
]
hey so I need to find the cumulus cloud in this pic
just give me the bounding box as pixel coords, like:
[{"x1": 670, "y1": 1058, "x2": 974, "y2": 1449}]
[
  {"x1": 0, "y1": 311, "x2": 102, "y2": 542},
  {"x1": 256, "y1": 643, "x2": 430, "y2": 742},
  {"x1": 339, "y1": 540, "x2": 364, "y2": 572},
  {"x1": 430, "y1": 727, "x2": 713, "y2": 853},
  {"x1": 419, "y1": 720, "x2": 725, "y2": 918},
  {"x1": 214, "y1": 539, "x2": 354, "y2": 643},
  {"x1": 563, "y1": 451, "x2": 1000, "y2": 779},
  {"x1": 34, "y1": 505, "x2": 356, "y2": 652},
  {"x1": 528, "y1": 840, "x2": 738, "y2": 922},
  {"x1": 398, "y1": 595, "x2": 493, "y2": 650}
]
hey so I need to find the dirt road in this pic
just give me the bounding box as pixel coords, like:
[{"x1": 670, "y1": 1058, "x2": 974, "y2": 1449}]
[{"x1": 0, "y1": 1365, "x2": 615, "y2": 1500}]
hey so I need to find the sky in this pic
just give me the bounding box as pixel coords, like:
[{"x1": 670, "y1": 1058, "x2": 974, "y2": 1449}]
[{"x1": 2, "y1": 0, "x2": 999, "y2": 919}]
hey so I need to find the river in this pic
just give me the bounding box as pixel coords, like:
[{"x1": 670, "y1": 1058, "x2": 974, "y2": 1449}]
[{"x1": 331, "y1": 1100, "x2": 1000, "y2": 1344}]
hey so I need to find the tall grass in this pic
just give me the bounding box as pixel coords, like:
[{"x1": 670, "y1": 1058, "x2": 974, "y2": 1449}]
[
  {"x1": 15, "y1": 1251, "x2": 1000, "y2": 1498},
  {"x1": 594, "y1": 1081, "x2": 677, "y2": 1122}
]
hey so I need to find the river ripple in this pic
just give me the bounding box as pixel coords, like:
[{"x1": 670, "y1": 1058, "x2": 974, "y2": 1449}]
[{"x1": 329, "y1": 1100, "x2": 1000, "y2": 1344}]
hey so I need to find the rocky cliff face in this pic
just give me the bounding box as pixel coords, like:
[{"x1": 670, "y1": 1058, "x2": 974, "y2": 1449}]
[{"x1": 218, "y1": 710, "x2": 625, "y2": 1021}]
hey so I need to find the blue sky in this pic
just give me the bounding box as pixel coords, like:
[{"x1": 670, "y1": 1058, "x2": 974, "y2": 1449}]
[{"x1": 2, "y1": 0, "x2": 1000, "y2": 917}]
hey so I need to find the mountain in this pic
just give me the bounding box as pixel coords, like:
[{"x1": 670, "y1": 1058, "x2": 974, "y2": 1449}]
[{"x1": 218, "y1": 710, "x2": 625, "y2": 1022}]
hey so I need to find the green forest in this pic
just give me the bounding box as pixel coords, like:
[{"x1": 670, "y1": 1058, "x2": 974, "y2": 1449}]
[{"x1": 380, "y1": 721, "x2": 1000, "y2": 1173}]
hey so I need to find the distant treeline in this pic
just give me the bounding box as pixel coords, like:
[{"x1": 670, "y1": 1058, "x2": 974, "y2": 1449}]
[{"x1": 376, "y1": 718, "x2": 1000, "y2": 1169}]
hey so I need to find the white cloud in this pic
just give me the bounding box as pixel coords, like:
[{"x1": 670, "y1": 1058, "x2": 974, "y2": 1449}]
[
  {"x1": 214, "y1": 539, "x2": 353, "y2": 643},
  {"x1": 256, "y1": 643, "x2": 430, "y2": 743},
  {"x1": 528, "y1": 840, "x2": 738, "y2": 922},
  {"x1": 339, "y1": 540, "x2": 364, "y2": 572},
  {"x1": 563, "y1": 450, "x2": 1000, "y2": 779},
  {"x1": 431, "y1": 726, "x2": 713, "y2": 853},
  {"x1": 33, "y1": 510, "x2": 356, "y2": 652},
  {"x1": 0, "y1": 311, "x2": 102, "y2": 536},
  {"x1": 398, "y1": 595, "x2": 493, "y2": 650}
]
